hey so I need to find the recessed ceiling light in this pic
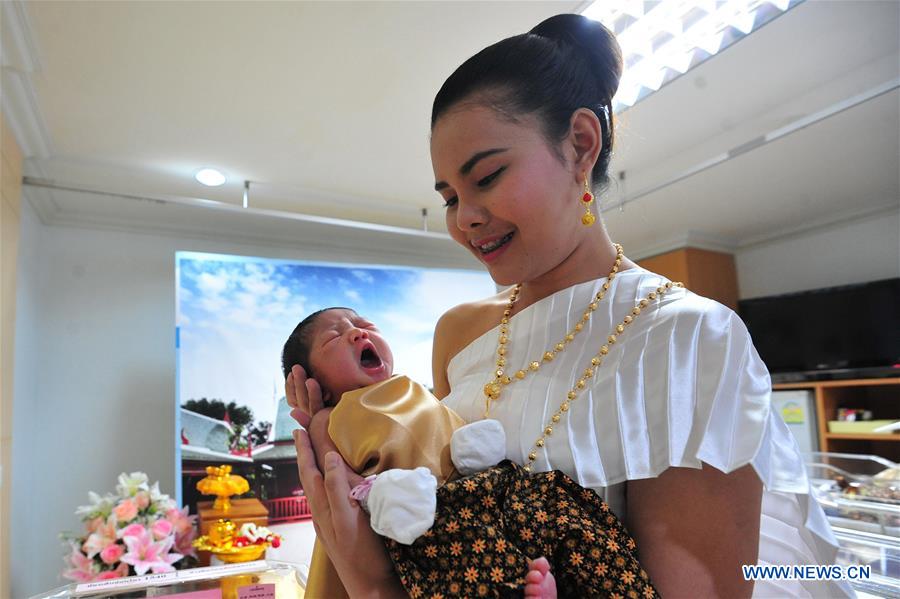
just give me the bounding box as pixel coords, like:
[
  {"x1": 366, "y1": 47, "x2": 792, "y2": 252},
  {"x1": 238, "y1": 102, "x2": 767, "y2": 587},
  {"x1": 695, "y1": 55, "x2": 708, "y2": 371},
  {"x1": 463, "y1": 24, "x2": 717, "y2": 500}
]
[
  {"x1": 195, "y1": 168, "x2": 226, "y2": 186},
  {"x1": 582, "y1": 0, "x2": 800, "y2": 111}
]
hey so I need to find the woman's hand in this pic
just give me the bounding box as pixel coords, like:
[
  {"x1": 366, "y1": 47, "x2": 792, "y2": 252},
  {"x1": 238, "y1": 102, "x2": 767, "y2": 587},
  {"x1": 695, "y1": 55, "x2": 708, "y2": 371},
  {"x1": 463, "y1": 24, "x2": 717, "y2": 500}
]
[
  {"x1": 294, "y1": 428, "x2": 406, "y2": 598},
  {"x1": 286, "y1": 363, "x2": 406, "y2": 597},
  {"x1": 286, "y1": 364, "x2": 325, "y2": 427}
]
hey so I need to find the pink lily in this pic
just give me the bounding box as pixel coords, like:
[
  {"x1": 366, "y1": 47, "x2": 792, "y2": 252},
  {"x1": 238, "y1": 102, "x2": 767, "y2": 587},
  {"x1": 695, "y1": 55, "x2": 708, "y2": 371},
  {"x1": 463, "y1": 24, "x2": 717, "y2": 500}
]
[
  {"x1": 166, "y1": 506, "x2": 197, "y2": 536},
  {"x1": 174, "y1": 527, "x2": 198, "y2": 558},
  {"x1": 120, "y1": 530, "x2": 183, "y2": 575},
  {"x1": 63, "y1": 546, "x2": 97, "y2": 582},
  {"x1": 151, "y1": 519, "x2": 173, "y2": 540},
  {"x1": 86, "y1": 516, "x2": 104, "y2": 534}
]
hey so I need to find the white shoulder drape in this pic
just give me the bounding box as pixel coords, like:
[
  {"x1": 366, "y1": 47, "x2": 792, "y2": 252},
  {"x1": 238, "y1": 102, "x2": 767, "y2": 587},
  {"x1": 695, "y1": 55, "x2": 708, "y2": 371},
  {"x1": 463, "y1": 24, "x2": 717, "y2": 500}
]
[{"x1": 443, "y1": 267, "x2": 853, "y2": 598}]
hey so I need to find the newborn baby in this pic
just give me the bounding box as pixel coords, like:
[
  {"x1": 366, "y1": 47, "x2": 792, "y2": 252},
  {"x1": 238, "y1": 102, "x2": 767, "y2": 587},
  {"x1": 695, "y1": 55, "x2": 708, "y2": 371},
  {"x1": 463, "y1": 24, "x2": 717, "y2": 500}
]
[{"x1": 283, "y1": 307, "x2": 656, "y2": 599}]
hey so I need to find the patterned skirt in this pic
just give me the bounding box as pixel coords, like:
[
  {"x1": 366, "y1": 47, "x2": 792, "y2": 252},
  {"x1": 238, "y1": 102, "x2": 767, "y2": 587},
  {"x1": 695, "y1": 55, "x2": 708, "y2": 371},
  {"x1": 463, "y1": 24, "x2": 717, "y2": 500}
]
[{"x1": 386, "y1": 460, "x2": 658, "y2": 598}]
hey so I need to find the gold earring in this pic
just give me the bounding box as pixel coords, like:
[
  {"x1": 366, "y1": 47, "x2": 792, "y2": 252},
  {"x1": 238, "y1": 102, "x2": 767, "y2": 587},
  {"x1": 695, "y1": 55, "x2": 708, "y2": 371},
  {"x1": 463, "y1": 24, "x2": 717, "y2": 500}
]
[{"x1": 581, "y1": 173, "x2": 596, "y2": 226}]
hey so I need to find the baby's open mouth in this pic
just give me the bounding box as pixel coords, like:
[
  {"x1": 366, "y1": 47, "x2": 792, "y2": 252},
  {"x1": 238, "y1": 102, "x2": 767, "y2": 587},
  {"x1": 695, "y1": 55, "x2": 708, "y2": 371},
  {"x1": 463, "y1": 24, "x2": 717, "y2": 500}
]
[{"x1": 359, "y1": 343, "x2": 383, "y2": 369}]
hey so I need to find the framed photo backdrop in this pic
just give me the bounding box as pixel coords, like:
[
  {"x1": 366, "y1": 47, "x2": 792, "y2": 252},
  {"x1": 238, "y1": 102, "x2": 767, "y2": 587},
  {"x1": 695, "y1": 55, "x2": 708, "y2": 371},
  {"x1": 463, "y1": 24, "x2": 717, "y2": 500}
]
[{"x1": 175, "y1": 251, "x2": 495, "y2": 522}]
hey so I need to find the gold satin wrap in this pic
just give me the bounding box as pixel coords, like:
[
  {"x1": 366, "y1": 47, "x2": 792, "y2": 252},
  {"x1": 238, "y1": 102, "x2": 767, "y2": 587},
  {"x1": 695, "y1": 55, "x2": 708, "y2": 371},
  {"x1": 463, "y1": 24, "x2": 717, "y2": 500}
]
[{"x1": 304, "y1": 375, "x2": 465, "y2": 598}]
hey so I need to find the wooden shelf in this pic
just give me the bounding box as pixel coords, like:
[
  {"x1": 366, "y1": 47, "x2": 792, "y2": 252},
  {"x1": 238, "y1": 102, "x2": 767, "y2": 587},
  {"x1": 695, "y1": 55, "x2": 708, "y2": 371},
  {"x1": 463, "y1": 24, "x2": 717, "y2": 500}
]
[
  {"x1": 774, "y1": 377, "x2": 900, "y2": 389},
  {"x1": 825, "y1": 433, "x2": 900, "y2": 442},
  {"x1": 774, "y1": 377, "x2": 900, "y2": 461}
]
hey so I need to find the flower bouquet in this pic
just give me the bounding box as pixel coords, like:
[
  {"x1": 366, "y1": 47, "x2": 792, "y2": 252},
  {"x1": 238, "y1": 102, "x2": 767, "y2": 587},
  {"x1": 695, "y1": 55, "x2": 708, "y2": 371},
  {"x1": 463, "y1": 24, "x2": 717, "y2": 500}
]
[{"x1": 62, "y1": 472, "x2": 198, "y2": 582}]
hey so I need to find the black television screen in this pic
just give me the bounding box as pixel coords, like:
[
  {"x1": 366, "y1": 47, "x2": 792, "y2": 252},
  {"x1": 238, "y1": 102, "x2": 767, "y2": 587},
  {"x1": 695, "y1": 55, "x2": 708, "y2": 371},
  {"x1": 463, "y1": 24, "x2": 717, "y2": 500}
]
[{"x1": 738, "y1": 278, "x2": 900, "y2": 375}]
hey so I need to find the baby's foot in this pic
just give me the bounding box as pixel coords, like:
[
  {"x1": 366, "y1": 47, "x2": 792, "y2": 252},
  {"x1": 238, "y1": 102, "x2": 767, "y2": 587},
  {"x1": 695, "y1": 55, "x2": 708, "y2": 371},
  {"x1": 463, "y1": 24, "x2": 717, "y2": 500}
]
[{"x1": 524, "y1": 557, "x2": 557, "y2": 599}]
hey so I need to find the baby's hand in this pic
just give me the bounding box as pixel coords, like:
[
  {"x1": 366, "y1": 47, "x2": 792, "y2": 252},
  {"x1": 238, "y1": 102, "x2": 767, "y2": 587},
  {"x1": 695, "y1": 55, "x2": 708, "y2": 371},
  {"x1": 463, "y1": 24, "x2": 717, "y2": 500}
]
[
  {"x1": 365, "y1": 467, "x2": 437, "y2": 545},
  {"x1": 451, "y1": 419, "x2": 506, "y2": 475}
]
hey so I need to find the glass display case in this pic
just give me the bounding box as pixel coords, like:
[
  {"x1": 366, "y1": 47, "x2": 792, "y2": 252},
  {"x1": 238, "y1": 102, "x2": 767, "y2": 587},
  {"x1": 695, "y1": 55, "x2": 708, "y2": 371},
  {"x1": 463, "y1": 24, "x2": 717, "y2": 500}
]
[
  {"x1": 32, "y1": 560, "x2": 307, "y2": 599},
  {"x1": 806, "y1": 452, "x2": 900, "y2": 597}
]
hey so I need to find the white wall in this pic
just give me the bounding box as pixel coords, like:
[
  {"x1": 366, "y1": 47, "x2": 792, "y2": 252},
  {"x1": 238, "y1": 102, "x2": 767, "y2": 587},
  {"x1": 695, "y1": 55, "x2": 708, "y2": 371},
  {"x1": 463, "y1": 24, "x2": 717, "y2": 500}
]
[
  {"x1": 12, "y1": 198, "x2": 45, "y2": 599},
  {"x1": 11, "y1": 200, "x2": 478, "y2": 598},
  {"x1": 736, "y1": 208, "x2": 899, "y2": 299}
]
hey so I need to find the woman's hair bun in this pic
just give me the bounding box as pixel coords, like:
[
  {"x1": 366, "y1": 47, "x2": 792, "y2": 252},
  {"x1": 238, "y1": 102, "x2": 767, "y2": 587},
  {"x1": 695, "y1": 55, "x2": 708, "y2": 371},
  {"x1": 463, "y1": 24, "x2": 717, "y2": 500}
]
[
  {"x1": 530, "y1": 14, "x2": 623, "y2": 103},
  {"x1": 431, "y1": 12, "x2": 625, "y2": 191}
]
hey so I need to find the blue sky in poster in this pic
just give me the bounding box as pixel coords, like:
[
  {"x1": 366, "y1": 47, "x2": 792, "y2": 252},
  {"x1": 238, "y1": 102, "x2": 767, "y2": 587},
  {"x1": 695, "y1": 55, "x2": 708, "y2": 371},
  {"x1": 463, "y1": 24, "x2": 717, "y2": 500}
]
[{"x1": 176, "y1": 252, "x2": 496, "y2": 425}]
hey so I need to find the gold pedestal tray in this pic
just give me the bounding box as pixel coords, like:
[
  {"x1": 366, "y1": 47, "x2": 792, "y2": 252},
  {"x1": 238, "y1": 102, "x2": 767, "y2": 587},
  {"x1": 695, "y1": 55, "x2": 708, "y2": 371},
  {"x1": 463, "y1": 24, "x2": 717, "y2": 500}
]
[
  {"x1": 193, "y1": 517, "x2": 281, "y2": 564},
  {"x1": 192, "y1": 539, "x2": 267, "y2": 563}
]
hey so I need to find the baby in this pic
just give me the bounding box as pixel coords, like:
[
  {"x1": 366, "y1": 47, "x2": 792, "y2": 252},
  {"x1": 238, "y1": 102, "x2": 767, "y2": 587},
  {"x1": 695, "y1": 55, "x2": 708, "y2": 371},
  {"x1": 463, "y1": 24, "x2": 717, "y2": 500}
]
[{"x1": 283, "y1": 307, "x2": 656, "y2": 599}]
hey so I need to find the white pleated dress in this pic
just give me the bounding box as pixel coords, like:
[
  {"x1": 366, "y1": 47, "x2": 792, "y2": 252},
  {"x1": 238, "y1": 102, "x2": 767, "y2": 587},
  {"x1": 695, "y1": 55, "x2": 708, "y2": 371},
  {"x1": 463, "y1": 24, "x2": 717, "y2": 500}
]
[{"x1": 442, "y1": 268, "x2": 853, "y2": 598}]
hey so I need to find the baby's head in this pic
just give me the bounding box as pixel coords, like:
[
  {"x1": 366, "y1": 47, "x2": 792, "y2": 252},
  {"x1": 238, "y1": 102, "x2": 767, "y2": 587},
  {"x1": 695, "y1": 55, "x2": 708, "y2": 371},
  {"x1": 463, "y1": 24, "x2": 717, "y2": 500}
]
[{"x1": 282, "y1": 307, "x2": 394, "y2": 405}]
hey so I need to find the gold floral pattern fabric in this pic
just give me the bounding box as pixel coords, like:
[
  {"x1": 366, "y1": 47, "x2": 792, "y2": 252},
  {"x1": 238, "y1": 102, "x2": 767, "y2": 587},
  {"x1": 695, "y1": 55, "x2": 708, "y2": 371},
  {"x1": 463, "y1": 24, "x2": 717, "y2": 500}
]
[{"x1": 386, "y1": 460, "x2": 658, "y2": 598}]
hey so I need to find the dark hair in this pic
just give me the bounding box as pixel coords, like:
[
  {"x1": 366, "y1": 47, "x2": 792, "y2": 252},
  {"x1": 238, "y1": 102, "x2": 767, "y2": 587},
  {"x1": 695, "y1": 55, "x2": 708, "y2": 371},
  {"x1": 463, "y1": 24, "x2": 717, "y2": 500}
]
[
  {"x1": 281, "y1": 307, "x2": 355, "y2": 379},
  {"x1": 431, "y1": 14, "x2": 623, "y2": 191}
]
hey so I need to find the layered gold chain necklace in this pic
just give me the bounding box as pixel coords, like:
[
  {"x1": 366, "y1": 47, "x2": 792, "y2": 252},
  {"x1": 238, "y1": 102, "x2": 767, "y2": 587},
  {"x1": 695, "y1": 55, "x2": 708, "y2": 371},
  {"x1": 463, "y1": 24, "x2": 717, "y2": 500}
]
[
  {"x1": 482, "y1": 243, "x2": 625, "y2": 413},
  {"x1": 481, "y1": 243, "x2": 684, "y2": 472}
]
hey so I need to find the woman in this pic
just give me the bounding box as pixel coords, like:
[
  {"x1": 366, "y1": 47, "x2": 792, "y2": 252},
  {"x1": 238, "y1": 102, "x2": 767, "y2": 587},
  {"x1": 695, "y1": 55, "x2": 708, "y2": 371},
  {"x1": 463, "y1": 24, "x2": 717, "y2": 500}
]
[{"x1": 290, "y1": 14, "x2": 849, "y2": 598}]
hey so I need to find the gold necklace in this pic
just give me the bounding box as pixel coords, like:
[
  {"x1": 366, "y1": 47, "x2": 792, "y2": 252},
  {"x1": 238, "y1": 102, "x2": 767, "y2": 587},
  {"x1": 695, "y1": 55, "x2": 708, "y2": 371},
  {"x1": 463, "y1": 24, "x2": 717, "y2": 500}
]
[
  {"x1": 521, "y1": 280, "x2": 683, "y2": 472},
  {"x1": 482, "y1": 243, "x2": 624, "y2": 417}
]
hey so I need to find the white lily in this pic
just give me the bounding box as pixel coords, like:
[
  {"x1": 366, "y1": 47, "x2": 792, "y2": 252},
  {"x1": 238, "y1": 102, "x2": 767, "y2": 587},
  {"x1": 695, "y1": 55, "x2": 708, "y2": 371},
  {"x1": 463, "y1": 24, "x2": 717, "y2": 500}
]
[
  {"x1": 116, "y1": 472, "x2": 149, "y2": 497},
  {"x1": 75, "y1": 492, "x2": 117, "y2": 519},
  {"x1": 149, "y1": 482, "x2": 176, "y2": 511}
]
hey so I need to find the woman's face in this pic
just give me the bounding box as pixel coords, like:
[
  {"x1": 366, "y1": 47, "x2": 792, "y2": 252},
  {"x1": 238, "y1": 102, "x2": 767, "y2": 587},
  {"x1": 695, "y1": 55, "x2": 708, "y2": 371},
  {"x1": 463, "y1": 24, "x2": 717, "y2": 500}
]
[{"x1": 431, "y1": 105, "x2": 584, "y2": 287}]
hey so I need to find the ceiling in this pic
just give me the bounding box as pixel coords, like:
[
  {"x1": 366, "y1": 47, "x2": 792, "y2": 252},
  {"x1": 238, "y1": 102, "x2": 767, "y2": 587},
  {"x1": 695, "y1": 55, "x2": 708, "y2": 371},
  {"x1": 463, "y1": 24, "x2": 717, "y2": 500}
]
[{"x1": 3, "y1": 0, "x2": 898, "y2": 259}]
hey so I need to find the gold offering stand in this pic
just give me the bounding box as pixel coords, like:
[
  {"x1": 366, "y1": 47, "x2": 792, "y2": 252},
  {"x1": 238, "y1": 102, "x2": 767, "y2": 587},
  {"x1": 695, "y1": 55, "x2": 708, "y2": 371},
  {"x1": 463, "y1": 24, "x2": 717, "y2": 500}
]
[
  {"x1": 193, "y1": 465, "x2": 270, "y2": 565},
  {"x1": 193, "y1": 518, "x2": 269, "y2": 563},
  {"x1": 196, "y1": 464, "x2": 249, "y2": 511}
]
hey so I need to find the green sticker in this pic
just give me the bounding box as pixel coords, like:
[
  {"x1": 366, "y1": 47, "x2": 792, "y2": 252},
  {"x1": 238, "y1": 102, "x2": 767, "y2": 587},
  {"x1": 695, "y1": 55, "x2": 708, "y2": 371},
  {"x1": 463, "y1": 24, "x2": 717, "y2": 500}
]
[{"x1": 781, "y1": 402, "x2": 804, "y2": 424}]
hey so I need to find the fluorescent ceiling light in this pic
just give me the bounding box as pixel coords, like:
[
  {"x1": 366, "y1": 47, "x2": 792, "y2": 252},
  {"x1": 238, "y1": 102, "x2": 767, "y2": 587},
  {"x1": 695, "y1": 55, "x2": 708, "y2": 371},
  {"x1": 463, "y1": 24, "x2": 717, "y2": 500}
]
[
  {"x1": 195, "y1": 168, "x2": 226, "y2": 187},
  {"x1": 582, "y1": 0, "x2": 802, "y2": 111}
]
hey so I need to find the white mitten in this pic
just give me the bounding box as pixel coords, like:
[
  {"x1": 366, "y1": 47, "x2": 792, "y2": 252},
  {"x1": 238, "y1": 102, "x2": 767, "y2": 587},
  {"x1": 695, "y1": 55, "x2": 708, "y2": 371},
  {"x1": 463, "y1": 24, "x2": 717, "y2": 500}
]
[
  {"x1": 366, "y1": 467, "x2": 437, "y2": 545},
  {"x1": 451, "y1": 419, "x2": 506, "y2": 475}
]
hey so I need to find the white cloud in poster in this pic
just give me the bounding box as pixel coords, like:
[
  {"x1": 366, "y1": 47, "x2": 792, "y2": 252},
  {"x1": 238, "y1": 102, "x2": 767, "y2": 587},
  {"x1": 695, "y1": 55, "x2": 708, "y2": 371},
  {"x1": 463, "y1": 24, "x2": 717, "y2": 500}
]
[
  {"x1": 243, "y1": 276, "x2": 274, "y2": 296},
  {"x1": 345, "y1": 289, "x2": 362, "y2": 302},
  {"x1": 379, "y1": 310, "x2": 435, "y2": 335},
  {"x1": 176, "y1": 287, "x2": 194, "y2": 327},
  {"x1": 403, "y1": 269, "x2": 499, "y2": 321},
  {"x1": 351, "y1": 270, "x2": 375, "y2": 284},
  {"x1": 197, "y1": 271, "x2": 229, "y2": 294},
  {"x1": 376, "y1": 269, "x2": 497, "y2": 388},
  {"x1": 200, "y1": 294, "x2": 229, "y2": 314},
  {"x1": 391, "y1": 337, "x2": 436, "y2": 389}
]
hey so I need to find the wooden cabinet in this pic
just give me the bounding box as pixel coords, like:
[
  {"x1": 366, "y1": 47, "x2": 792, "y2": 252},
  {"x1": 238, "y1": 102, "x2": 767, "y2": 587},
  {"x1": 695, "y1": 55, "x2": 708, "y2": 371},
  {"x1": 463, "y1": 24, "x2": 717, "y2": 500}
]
[
  {"x1": 637, "y1": 247, "x2": 739, "y2": 310},
  {"x1": 773, "y1": 377, "x2": 900, "y2": 461}
]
